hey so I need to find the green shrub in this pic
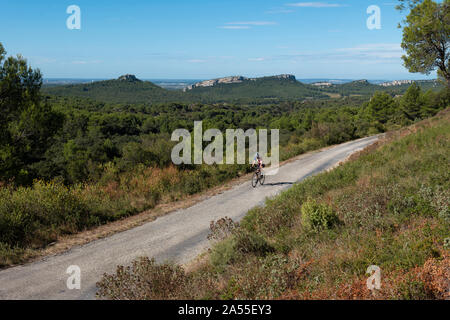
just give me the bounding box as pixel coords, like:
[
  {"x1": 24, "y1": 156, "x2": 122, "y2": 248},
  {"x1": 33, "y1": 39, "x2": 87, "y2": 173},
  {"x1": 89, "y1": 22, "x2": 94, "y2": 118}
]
[
  {"x1": 0, "y1": 242, "x2": 26, "y2": 268},
  {"x1": 399, "y1": 279, "x2": 431, "y2": 300},
  {"x1": 180, "y1": 174, "x2": 202, "y2": 195},
  {"x1": 210, "y1": 229, "x2": 274, "y2": 271},
  {"x1": 234, "y1": 230, "x2": 274, "y2": 256},
  {"x1": 301, "y1": 199, "x2": 338, "y2": 232},
  {"x1": 0, "y1": 180, "x2": 137, "y2": 252},
  {"x1": 225, "y1": 254, "x2": 300, "y2": 299},
  {"x1": 210, "y1": 238, "x2": 238, "y2": 271},
  {"x1": 0, "y1": 181, "x2": 91, "y2": 247}
]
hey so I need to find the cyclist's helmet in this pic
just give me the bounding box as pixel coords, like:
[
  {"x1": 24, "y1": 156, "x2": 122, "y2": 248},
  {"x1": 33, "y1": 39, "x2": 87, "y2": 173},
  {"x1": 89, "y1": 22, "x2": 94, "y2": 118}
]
[{"x1": 255, "y1": 152, "x2": 261, "y2": 160}]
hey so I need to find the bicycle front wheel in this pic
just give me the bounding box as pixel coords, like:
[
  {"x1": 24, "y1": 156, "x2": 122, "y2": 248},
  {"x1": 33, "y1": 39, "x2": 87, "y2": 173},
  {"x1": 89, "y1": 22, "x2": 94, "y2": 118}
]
[{"x1": 252, "y1": 172, "x2": 258, "y2": 188}]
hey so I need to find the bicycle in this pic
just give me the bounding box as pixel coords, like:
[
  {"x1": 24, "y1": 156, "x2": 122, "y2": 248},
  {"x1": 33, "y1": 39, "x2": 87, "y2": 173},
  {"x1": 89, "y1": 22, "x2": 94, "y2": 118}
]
[{"x1": 251, "y1": 164, "x2": 265, "y2": 188}]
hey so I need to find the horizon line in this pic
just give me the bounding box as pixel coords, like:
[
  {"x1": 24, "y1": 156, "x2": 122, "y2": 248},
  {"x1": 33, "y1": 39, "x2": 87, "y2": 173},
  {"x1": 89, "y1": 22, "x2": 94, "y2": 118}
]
[{"x1": 43, "y1": 76, "x2": 437, "y2": 81}]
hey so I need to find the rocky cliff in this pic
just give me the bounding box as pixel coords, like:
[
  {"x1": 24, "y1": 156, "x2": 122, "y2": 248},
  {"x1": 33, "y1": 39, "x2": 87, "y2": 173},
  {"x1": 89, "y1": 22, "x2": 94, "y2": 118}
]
[
  {"x1": 118, "y1": 74, "x2": 141, "y2": 82},
  {"x1": 184, "y1": 74, "x2": 296, "y2": 91}
]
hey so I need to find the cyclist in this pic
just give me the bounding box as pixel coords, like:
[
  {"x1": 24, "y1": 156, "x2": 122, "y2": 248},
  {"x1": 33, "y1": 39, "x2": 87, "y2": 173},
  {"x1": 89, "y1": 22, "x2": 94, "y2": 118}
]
[{"x1": 252, "y1": 152, "x2": 264, "y2": 173}]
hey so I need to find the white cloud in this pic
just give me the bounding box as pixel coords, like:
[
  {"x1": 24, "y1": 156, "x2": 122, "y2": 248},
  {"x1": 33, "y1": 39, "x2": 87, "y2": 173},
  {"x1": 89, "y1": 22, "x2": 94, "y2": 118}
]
[
  {"x1": 248, "y1": 58, "x2": 265, "y2": 61},
  {"x1": 336, "y1": 43, "x2": 403, "y2": 59},
  {"x1": 264, "y1": 43, "x2": 404, "y2": 65},
  {"x1": 286, "y1": 2, "x2": 344, "y2": 8}
]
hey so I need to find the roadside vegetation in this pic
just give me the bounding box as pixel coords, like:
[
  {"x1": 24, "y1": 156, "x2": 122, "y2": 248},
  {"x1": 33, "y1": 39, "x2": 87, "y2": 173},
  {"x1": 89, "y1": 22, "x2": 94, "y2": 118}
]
[{"x1": 97, "y1": 108, "x2": 449, "y2": 300}]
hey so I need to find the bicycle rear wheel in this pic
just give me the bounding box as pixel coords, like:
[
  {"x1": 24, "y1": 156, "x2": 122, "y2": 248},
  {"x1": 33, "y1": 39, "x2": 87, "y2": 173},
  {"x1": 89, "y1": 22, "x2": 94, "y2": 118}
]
[
  {"x1": 259, "y1": 173, "x2": 265, "y2": 186},
  {"x1": 251, "y1": 172, "x2": 258, "y2": 188}
]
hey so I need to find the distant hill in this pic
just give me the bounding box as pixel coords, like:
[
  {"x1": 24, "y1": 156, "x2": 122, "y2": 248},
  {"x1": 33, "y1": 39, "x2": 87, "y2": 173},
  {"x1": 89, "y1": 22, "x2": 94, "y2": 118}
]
[
  {"x1": 43, "y1": 74, "x2": 328, "y2": 104},
  {"x1": 43, "y1": 74, "x2": 443, "y2": 104},
  {"x1": 320, "y1": 79, "x2": 442, "y2": 97},
  {"x1": 377, "y1": 79, "x2": 442, "y2": 92},
  {"x1": 43, "y1": 75, "x2": 189, "y2": 104},
  {"x1": 329, "y1": 79, "x2": 381, "y2": 96},
  {"x1": 183, "y1": 75, "x2": 328, "y2": 102}
]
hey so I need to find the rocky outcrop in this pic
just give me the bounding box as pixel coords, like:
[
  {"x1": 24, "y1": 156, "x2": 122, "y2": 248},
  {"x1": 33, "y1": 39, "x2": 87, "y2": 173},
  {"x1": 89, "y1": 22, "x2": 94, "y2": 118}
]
[
  {"x1": 266, "y1": 74, "x2": 296, "y2": 81},
  {"x1": 118, "y1": 74, "x2": 141, "y2": 82},
  {"x1": 311, "y1": 82, "x2": 333, "y2": 87},
  {"x1": 379, "y1": 80, "x2": 413, "y2": 87},
  {"x1": 184, "y1": 74, "x2": 297, "y2": 91},
  {"x1": 185, "y1": 76, "x2": 246, "y2": 91},
  {"x1": 353, "y1": 79, "x2": 369, "y2": 84}
]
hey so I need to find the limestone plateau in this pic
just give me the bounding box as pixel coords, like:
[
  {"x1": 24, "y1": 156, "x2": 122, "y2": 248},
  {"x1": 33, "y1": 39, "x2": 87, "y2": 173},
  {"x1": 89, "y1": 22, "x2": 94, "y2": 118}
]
[{"x1": 184, "y1": 74, "x2": 296, "y2": 91}]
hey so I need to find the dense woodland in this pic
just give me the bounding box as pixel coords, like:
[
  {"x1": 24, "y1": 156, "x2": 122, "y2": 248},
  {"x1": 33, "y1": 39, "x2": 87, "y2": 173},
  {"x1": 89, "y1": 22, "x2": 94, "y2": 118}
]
[{"x1": 12, "y1": 79, "x2": 450, "y2": 186}]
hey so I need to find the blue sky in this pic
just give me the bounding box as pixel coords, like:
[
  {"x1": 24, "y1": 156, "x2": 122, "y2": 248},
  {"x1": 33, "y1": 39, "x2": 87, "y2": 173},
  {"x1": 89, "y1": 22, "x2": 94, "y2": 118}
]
[{"x1": 0, "y1": 0, "x2": 437, "y2": 80}]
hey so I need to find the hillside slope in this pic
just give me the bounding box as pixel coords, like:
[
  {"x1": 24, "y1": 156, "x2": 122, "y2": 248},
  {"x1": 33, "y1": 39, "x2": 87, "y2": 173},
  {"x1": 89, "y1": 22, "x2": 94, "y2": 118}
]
[
  {"x1": 321, "y1": 79, "x2": 442, "y2": 97},
  {"x1": 43, "y1": 75, "x2": 442, "y2": 104},
  {"x1": 97, "y1": 109, "x2": 450, "y2": 300},
  {"x1": 185, "y1": 75, "x2": 327, "y2": 102},
  {"x1": 43, "y1": 74, "x2": 328, "y2": 104},
  {"x1": 43, "y1": 75, "x2": 186, "y2": 104}
]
